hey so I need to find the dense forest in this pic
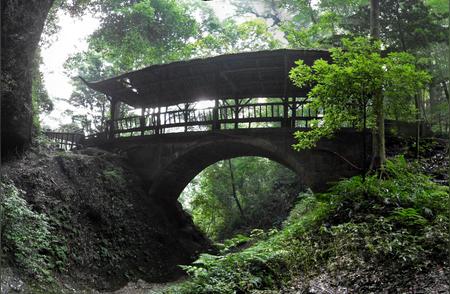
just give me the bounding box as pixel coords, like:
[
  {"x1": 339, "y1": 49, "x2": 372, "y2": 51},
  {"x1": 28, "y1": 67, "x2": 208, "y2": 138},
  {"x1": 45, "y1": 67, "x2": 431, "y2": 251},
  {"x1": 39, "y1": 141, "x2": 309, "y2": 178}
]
[{"x1": 1, "y1": 0, "x2": 449, "y2": 293}]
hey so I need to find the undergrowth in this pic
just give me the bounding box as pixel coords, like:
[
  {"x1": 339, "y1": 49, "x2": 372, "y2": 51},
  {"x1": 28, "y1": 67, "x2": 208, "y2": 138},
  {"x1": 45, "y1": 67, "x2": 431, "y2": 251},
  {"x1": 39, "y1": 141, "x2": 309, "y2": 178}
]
[
  {"x1": 0, "y1": 180, "x2": 68, "y2": 283},
  {"x1": 166, "y1": 156, "x2": 449, "y2": 293}
]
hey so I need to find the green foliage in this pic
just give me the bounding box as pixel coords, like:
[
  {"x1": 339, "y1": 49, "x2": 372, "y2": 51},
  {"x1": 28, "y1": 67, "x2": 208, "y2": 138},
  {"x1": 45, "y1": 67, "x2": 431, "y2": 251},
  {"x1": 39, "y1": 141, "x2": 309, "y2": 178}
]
[
  {"x1": 389, "y1": 208, "x2": 429, "y2": 228},
  {"x1": 194, "y1": 19, "x2": 281, "y2": 56},
  {"x1": 1, "y1": 181, "x2": 68, "y2": 281},
  {"x1": 63, "y1": 50, "x2": 114, "y2": 133},
  {"x1": 426, "y1": 0, "x2": 449, "y2": 13},
  {"x1": 32, "y1": 93, "x2": 42, "y2": 133},
  {"x1": 218, "y1": 234, "x2": 250, "y2": 254},
  {"x1": 343, "y1": 0, "x2": 448, "y2": 51},
  {"x1": 281, "y1": 0, "x2": 366, "y2": 48},
  {"x1": 89, "y1": 0, "x2": 199, "y2": 70},
  {"x1": 289, "y1": 37, "x2": 431, "y2": 150},
  {"x1": 102, "y1": 167, "x2": 126, "y2": 187},
  {"x1": 284, "y1": 190, "x2": 324, "y2": 225},
  {"x1": 31, "y1": 50, "x2": 53, "y2": 133},
  {"x1": 280, "y1": 0, "x2": 448, "y2": 134},
  {"x1": 168, "y1": 157, "x2": 449, "y2": 293},
  {"x1": 173, "y1": 242, "x2": 289, "y2": 294},
  {"x1": 181, "y1": 157, "x2": 299, "y2": 240}
]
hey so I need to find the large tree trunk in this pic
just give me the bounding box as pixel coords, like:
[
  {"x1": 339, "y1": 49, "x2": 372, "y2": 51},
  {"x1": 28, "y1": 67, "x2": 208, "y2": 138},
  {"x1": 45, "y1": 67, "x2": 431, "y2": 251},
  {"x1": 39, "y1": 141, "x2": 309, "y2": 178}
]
[
  {"x1": 448, "y1": 7, "x2": 450, "y2": 190},
  {"x1": 370, "y1": 0, "x2": 386, "y2": 168},
  {"x1": 1, "y1": 0, "x2": 55, "y2": 158}
]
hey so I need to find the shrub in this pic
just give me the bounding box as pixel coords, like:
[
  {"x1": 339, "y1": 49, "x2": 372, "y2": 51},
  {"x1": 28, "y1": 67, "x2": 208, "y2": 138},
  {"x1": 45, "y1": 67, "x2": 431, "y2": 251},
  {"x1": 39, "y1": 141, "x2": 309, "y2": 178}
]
[{"x1": 102, "y1": 167, "x2": 126, "y2": 187}]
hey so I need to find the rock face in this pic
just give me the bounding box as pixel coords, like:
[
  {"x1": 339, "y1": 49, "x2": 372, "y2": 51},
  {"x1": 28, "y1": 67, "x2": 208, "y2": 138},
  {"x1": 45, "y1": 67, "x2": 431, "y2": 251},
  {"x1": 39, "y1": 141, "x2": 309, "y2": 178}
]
[
  {"x1": 1, "y1": 0, "x2": 54, "y2": 158},
  {"x1": 0, "y1": 267, "x2": 27, "y2": 294},
  {"x1": 3, "y1": 147, "x2": 211, "y2": 291}
]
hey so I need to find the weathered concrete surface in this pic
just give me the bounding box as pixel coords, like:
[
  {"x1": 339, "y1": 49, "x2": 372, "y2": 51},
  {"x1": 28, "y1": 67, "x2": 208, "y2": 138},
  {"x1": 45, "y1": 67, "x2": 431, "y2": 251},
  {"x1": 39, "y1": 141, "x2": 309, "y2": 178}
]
[{"x1": 96, "y1": 128, "x2": 369, "y2": 199}]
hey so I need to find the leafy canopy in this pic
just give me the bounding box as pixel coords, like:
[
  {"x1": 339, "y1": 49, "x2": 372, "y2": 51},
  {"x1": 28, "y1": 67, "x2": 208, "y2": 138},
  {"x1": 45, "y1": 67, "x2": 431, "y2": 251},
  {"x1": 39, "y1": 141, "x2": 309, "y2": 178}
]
[{"x1": 289, "y1": 37, "x2": 431, "y2": 150}]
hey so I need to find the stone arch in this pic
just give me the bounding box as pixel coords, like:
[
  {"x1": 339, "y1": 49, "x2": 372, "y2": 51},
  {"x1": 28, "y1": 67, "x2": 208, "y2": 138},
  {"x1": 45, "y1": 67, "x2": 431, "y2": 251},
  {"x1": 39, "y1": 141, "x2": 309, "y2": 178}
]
[
  {"x1": 122, "y1": 129, "x2": 366, "y2": 201},
  {"x1": 147, "y1": 138, "x2": 307, "y2": 200}
]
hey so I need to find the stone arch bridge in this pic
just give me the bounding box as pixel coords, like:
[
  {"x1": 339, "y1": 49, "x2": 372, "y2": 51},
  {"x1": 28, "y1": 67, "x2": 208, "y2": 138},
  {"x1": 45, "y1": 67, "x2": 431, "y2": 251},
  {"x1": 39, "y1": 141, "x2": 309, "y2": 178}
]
[
  {"x1": 46, "y1": 49, "x2": 369, "y2": 198},
  {"x1": 95, "y1": 128, "x2": 365, "y2": 199}
]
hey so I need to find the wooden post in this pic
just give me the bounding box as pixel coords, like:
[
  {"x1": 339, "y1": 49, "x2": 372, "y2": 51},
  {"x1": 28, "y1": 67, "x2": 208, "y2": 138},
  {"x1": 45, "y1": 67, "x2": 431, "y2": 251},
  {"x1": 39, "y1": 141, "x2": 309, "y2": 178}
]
[
  {"x1": 212, "y1": 99, "x2": 220, "y2": 130},
  {"x1": 282, "y1": 51, "x2": 289, "y2": 128},
  {"x1": 155, "y1": 106, "x2": 161, "y2": 134},
  {"x1": 234, "y1": 99, "x2": 239, "y2": 129},
  {"x1": 184, "y1": 103, "x2": 189, "y2": 132},
  {"x1": 109, "y1": 98, "x2": 121, "y2": 140},
  {"x1": 283, "y1": 97, "x2": 289, "y2": 127},
  {"x1": 291, "y1": 97, "x2": 297, "y2": 128},
  {"x1": 140, "y1": 107, "x2": 146, "y2": 136}
]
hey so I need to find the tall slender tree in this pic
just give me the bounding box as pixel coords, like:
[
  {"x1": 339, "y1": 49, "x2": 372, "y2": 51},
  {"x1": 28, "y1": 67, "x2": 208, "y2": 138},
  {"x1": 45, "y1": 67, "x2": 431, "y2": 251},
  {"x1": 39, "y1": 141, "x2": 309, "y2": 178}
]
[
  {"x1": 370, "y1": 0, "x2": 386, "y2": 168},
  {"x1": 227, "y1": 159, "x2": 244, "y2": 217}
]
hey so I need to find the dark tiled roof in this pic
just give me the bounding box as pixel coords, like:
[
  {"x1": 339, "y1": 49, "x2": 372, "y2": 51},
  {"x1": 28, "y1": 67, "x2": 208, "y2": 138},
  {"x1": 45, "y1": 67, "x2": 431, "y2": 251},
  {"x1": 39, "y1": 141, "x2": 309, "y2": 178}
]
[{"x1": 84, "y1": 49, "x2": 330, "y2": 108}]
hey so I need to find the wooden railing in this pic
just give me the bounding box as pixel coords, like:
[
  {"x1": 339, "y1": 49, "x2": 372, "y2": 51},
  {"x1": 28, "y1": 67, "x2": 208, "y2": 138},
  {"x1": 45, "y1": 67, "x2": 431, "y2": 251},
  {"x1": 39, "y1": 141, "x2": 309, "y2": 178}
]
[
  {"x1": 45, "y1": 99, "x2": 324, "y2": 146},
  {"x1": 109, "y1": 99, "x2": 323, "y2": 138},
  {"x1": 44, "y1": 131, "x2": 85, "y2": 150}
]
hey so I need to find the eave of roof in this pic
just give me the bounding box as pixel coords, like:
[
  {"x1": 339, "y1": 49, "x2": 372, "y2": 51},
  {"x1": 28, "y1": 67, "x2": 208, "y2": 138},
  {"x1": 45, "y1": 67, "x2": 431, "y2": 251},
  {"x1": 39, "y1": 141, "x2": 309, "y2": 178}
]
[{"x1": 83, "y1": 48, "x2": 330, "y2": 108}]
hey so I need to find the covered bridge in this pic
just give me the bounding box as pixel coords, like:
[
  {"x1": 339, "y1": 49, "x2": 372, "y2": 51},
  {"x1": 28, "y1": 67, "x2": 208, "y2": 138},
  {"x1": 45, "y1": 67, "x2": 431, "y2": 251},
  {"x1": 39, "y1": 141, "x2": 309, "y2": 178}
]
[{"x1": 72, "y1": 49, "x2": 369, "y2": 198}]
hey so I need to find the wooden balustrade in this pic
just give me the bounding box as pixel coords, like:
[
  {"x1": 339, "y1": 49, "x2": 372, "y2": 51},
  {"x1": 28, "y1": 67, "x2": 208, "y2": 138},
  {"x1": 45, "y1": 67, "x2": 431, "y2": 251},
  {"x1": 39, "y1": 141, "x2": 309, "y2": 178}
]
[
  {"x1": 45, "y1": 100, "x2": 324, "y2": 145},
  {"x1": 44, "y1": 131, "x2": 85, "y2": 150},
  {"x1": 108, "y1": 100, "x2": 323, "y2": 138}
]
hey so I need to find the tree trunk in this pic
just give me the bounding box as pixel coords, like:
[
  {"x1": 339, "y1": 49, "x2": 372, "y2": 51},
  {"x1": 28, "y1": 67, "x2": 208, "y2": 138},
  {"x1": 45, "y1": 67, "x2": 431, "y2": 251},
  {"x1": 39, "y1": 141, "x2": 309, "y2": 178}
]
[
  {"x1": 447, "y1": 3, "x2": 450, "y2": 251},
  {"x1": 228, "y1": 159, "x2": 244, "y2": 217},
  {"x1": 448, "y1": 6, "x2": 450, "y2": 193},
  {"x1": 415, "y1": 94, "x2": 421, "y2": 159},
  {"x1": 442, "y1": 81, "x2": 450, "y2": 102},
  {"x1": 370, "y1": 0, "x2": 386, "y2": 169},
  {"x1": 362, "y1": 100, "x2": 368, "y2": 181},
  {"x1": 370, "y1": 0, "x2": 380, "y2": 38},
  {"x1": 1, "y1": 0, "x2": 55, "y2": 158},
  {"x1": 372, "y1": 91, "x2": 386, "y2": 168},
  {"x1": 429, "y1": 83, "x2": 438, "y2": 131}
]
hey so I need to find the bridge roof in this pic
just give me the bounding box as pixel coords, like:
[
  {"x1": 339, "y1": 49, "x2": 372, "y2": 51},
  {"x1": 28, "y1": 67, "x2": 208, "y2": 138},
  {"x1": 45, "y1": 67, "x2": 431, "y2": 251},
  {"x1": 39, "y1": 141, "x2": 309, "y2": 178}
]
[{"x1": 83, "y1": 49, "x2": 330, "y2": 108}]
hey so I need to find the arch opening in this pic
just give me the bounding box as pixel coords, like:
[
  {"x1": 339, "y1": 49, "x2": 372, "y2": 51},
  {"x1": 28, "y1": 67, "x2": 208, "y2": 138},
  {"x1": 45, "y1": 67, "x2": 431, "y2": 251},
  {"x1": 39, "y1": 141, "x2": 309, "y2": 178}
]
[
  {"x1": 178, "y1": 156, "x2": 309, "y2": 241},
  {"x1": 145, "y1": 133, "x2": 312, "y2": 201}
]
